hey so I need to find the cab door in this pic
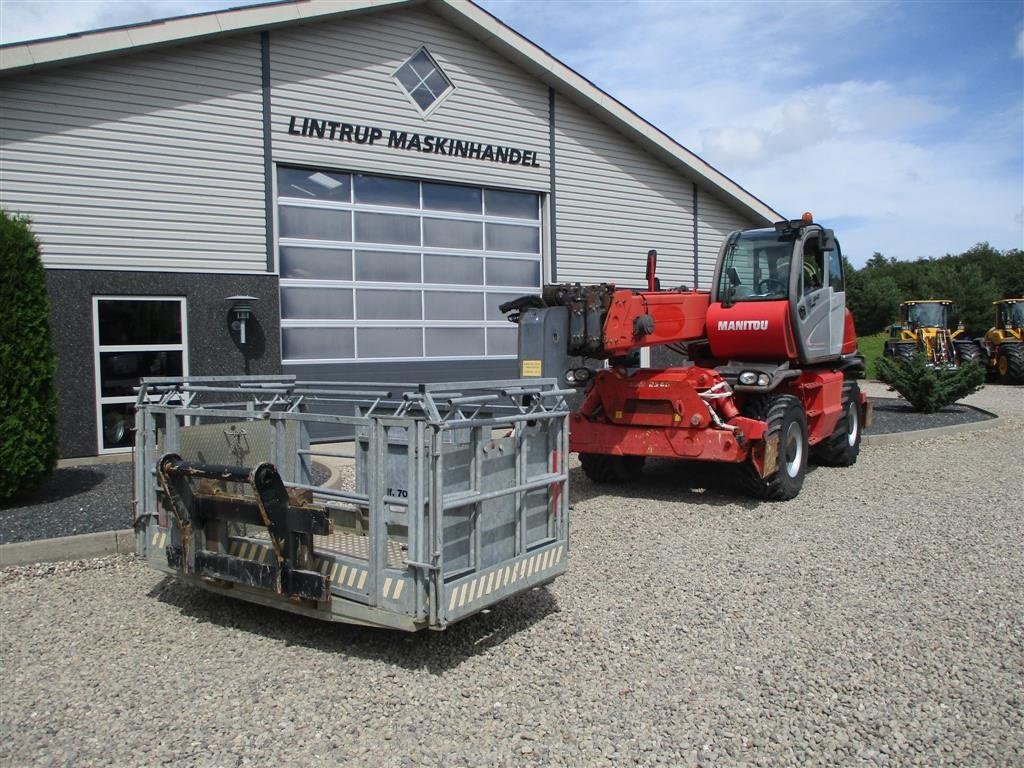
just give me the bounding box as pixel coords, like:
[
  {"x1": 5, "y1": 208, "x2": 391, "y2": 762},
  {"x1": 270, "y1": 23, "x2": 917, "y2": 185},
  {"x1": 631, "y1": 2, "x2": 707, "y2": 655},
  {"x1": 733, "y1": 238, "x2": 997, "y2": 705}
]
[
  {"x1": 826, "y1": 237, "x2": 846, "y2": 356},
  {"x1": 793, "y1": 232, "x2": 831, "y2": 362}
]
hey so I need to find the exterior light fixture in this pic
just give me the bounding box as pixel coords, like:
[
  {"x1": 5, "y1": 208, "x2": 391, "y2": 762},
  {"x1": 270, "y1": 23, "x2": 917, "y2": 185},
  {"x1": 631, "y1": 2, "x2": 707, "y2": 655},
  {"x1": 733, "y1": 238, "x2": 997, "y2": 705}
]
[{"x1": 225, "y1": 295, "x2": 259, "y2": 344}]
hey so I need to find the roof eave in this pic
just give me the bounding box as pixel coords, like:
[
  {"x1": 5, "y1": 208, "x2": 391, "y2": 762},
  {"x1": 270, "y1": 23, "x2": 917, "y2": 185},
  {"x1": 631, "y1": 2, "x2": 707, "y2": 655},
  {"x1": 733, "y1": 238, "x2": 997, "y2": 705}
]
[{"x1": 0, "y1": 0, "x2": 421, "y2": 77}]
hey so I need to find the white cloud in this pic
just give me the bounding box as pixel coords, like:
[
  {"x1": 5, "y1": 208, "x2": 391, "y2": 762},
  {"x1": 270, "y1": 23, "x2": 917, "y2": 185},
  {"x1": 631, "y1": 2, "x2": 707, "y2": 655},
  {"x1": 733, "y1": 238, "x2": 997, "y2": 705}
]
[{"x1": 1016, "y1": 27, "x2": 1024, "y2": 58}]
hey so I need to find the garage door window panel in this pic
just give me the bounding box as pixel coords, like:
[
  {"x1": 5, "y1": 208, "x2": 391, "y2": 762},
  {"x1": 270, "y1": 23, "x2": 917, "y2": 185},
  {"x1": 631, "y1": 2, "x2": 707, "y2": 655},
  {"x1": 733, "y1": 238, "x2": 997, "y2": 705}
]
[
  {"x1": 355, "y1": 212, "x2": 420, "y2": 246},
  {"x1": 485, "y1": 223, "x2": 540, "y2": 254},
  {"x1": 278, "y1": 167, "x2": 351, "y2": 202},
  {"x1": 281, "y1": 287, "x2": 354, "y2": 320},
  {"x1": 426, "y1": 328, "x2": 485, "y2": 357},
  {"x1": 282, "y1": 327, "x2": 355, "y2": 361},
  {"x1": 280, "y1": 246, "x2": 353, "y2": 280},
  {"x1": 357, "y1": 328, "x2": 424, "y2": 358},
  {"x1": 355, "y1": 250, "x2": 421, "y2": 283},
  {"x1": 280, "y1": 205, "x2": 352, "y2": 241},
  {"x1": 423, "y1": 218, "x2": 482, "y2": 250},
  {"x1": 354, "y1": 174, "x2": 419, "y2": 208},
  {"x1": 425, "y1": 291, "x2": 483, "y2": 321},
  {"x1": 357, "y1": 289, "x2": 422, "y2": 320},
  {"x1": 424, "y1": 254, "x2": 483, "y2": 285},
  {"x1": 486, "y1": 257, "x2": 540, "y2": 287},
  {"x1": 485, "y1": 189, "x2": 539, "y2": 220},
  {"x1": 423, "y1": 182, "x2": 481, "y2": 214}
]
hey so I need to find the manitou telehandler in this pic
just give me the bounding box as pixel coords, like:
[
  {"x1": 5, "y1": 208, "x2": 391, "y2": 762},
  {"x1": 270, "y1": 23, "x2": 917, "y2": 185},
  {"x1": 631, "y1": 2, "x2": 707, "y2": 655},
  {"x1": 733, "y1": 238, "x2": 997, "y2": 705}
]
[{"x1": 502, "y1": 213, "x2": 869, "y2": 501}]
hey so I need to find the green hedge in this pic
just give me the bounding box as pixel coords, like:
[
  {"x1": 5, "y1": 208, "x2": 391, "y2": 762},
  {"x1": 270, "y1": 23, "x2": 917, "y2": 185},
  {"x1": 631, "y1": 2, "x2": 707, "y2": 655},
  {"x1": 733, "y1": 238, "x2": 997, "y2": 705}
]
[
  {"x1": 875, "y1": 353, "x2": 984, "y2": 413},
  {"x1": 0, "y1": 210, "x2": 58, "y2": 498}
]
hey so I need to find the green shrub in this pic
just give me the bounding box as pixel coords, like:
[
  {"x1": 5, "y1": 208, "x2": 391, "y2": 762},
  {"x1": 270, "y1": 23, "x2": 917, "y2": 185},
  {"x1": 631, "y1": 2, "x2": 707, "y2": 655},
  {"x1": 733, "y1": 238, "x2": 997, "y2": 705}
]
[
  {"x1": 0, "y1": 210, "x2": 58, "y2": 498},
  {"x1": 874, "y1": 353, "x2": 985, "y2": 413}
]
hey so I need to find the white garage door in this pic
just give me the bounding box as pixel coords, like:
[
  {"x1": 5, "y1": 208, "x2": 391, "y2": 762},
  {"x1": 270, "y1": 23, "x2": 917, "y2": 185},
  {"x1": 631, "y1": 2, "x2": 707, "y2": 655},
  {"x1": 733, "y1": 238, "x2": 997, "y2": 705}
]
[{"x1": 277, "y1": 166, "x2": 543, "y2": 365}]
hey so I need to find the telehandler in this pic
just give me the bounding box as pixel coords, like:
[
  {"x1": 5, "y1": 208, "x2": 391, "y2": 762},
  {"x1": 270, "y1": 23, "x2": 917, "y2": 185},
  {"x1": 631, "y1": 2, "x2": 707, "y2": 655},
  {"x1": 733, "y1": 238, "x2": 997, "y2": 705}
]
[{"x1": 502, "y1": 213, "x2": 870, "y2": 501}]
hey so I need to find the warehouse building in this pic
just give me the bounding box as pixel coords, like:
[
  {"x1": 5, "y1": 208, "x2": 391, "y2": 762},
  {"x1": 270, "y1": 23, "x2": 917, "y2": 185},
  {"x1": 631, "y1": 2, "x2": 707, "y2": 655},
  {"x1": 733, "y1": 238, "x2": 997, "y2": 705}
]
[{"x1": 0, "y1": 0, "x2": 780, "y2": 459}]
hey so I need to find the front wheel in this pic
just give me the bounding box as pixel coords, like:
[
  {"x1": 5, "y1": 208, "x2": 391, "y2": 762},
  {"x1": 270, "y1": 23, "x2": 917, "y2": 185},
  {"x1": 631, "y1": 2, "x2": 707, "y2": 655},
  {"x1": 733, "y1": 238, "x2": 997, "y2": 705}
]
[
  {"x1": 996, "y1": 343, "x2": 1024, "y2": 384},
  {"x1": 812, "y1": 381, "x2": 862, "y2": 467},
  {"x1": 739, "y1": 394, "x2": 809, "y2": 501},
  {"x1": 579, "y1": 453, "x2": 645, "y2": 484}
]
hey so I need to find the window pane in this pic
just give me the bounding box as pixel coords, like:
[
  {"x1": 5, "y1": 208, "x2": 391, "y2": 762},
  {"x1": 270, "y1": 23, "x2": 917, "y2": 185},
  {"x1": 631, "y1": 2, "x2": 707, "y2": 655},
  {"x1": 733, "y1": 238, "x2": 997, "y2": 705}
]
[
  {"x1": 281, "y1": 287, "x2": 353, "y2": 320},
  {"x1": 395, "y1": 65, "x2": 420, "y2": 92},
  {"x1": 282, "y1": 328, "x2": 354, "y2": 360},
  {"x1": 100, "y1": 350, "x2": 183, "y2": 397},
  {"x1": 485, "y1": 189, "x2": 539, "y2": 219},
  {"x1": 485, "y1": 223, "x2": 540, "y2": 254},
  {"x1": 423, "y1": 218, "x2": 482, "y2": 250},
  {"x1": 277, "y1": 167, "x2": 350, "y2": 202},
  {"x1": 486, "y1": 292, "x2": 524, "y2": 321},
  {"x1": 101, "y1": 403, "x2": 135, "y2": 450},
  {"x1": 426, "y1": 328, "x2": 484, "y2": 357},
  {"x1": 486, "y1": 258, "x2": 540, "y2": 287},
  {"x1": 356, "y1": 290, "x2": 422, "y2": 320},
  {"x1": 354, "y1": 175, "x2": 419, "y2": 208},
  {"x1": 354, "y1": 212, "x2": 420, "y2": 245},
  {"x1": 357, "y1": 328, "x2": 422, "y2": 358},
  {"x1": 424, "y1": 254, "x2": 483, "y2": 285},
  {"x1": 424, "y1": 291, "x2": 483, "y2": 321},
  {"x1": 279, "y1": 247, "x2": 352, "y2": 280},
  {"x1": 424, "y1": 70, "x2": 450, "y2": 97},
  {"x1": 422, "y1": 182, "x2": 481, "y2": 214},
  {"x1": 487, "y1": 327, "x2": 518, "y2": 356},
  {"x1": 280, "y1": 206, "x2": 352, "y2": 241},
  {"x1": 98, "y1": 300, "x2": 181, "y2": 345},
  {"x1": 355, "y1": 250, "x2": 421, "y2": 283},
  {"x1": 410, "y1": 87, "x2": 436, "y2": 110},
  {"x1": 408, "y1": 50, "x2": 435, "y2": 78}
]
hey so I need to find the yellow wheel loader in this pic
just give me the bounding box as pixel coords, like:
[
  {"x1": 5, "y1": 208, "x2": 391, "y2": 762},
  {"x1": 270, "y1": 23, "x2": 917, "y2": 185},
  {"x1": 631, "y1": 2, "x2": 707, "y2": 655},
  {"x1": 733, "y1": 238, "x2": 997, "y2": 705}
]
[
  {"x1": 979, "y1": 298, "x2": 1024, "y2": 384},
  {"x1": 883, "y1": 300, "x2": 983, "y2": 367}
]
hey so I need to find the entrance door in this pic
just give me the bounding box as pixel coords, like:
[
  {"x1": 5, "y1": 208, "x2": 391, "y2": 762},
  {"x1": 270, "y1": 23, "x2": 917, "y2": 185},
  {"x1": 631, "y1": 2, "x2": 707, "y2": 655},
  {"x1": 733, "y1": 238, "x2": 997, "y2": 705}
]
[{"x1": 93, "y1": 297, "x2": 187, "y2": 453}]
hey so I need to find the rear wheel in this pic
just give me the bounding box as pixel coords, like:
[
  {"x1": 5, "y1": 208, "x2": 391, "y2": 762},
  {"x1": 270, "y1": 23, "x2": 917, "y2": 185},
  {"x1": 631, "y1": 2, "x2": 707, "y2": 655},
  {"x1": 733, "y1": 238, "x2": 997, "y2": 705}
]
[
  {"x1": 738, "y1": 394, "x2": 808, "y2": 501},
  {"x1": 812, "y1": 381, "x2": 862, "y2": 467},
  {"x1": 579, "y1": 453, "x2": 645, "y2": 483},
  {"x1": 996, "y1": 343, "x2": 1024, "y2": 384},
  {"x1": 954, "y1": 340, "x2": 984, "y2": 367}
]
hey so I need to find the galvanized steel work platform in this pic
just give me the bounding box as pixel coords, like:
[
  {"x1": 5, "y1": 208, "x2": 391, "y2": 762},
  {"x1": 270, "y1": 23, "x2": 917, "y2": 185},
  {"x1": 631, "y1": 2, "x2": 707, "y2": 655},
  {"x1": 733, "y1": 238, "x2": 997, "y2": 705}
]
[{"x1": 134, "y1": 375, "x2": 570, "y2": 631}]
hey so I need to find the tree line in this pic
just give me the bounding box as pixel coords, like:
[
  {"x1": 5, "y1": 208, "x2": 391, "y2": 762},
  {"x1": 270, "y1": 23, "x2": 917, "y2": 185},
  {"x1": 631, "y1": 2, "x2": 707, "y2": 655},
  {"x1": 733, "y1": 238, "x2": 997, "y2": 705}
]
[{"x1": 844, "y1": 243, "x2": 1024, "y2": 336}]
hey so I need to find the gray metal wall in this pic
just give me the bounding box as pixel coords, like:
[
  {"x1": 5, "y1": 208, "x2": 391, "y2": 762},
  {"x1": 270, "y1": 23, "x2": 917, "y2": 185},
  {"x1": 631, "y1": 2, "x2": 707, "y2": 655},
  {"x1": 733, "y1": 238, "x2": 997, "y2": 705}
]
[
  {"x1": 46, "y1": 271, "x2": 280, "y2": 459},
  {"x1": 553, "y1": 94, "x2": 761, "y2": 290},
  {"x1": 269, "y1": 7, "x2": 550, "y2": 192},
  {"x1": 0, "y1": 36, "x2": 267, "y2": 274}
]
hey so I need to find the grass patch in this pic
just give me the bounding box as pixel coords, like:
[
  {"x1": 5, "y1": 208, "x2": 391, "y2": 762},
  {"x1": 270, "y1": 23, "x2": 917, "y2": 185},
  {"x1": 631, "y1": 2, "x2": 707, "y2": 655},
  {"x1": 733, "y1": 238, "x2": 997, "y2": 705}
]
[{"x1": 858, "y1": 331, "x2": 888, "y2": 379}]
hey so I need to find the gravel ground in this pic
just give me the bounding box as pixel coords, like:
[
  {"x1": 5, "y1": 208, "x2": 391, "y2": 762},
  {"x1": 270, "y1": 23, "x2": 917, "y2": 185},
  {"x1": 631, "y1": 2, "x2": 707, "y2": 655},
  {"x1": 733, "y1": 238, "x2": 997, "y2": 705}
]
[{"x1": 1, "y1": 385, "x2": 1022, "y2": 767}]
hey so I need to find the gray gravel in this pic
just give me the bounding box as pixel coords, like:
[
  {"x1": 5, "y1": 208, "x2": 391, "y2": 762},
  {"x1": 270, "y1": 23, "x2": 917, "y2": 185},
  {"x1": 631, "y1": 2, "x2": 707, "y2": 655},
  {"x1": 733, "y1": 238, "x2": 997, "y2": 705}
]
[{"x1": 1, "y1": 384, "x2": 1022, "y2": 767}]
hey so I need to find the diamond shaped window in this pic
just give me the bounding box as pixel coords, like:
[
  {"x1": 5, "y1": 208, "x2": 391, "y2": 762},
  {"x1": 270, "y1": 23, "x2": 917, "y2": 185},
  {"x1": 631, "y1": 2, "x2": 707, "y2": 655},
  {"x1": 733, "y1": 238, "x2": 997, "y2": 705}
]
[{"x1": 395, "y1": 48, "x2": 453, "y2": 113}]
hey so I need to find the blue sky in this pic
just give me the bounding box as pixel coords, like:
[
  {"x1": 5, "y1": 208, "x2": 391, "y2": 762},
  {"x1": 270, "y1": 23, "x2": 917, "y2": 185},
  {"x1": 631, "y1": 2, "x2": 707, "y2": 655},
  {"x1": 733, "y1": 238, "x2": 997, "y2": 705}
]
[{"x1": 2, "y1": 0, "x2": 1021, "y2": 266}]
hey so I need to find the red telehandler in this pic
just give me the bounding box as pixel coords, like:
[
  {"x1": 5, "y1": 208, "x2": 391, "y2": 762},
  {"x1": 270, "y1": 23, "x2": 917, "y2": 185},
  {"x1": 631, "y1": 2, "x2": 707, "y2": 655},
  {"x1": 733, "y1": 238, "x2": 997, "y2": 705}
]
[{"x1": 502, "y1": 213, "x2": 870, "y2": 500}]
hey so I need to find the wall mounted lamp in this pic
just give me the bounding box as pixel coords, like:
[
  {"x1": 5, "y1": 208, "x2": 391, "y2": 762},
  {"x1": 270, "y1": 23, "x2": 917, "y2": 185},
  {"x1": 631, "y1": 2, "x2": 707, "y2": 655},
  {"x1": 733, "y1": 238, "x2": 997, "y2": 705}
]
[{"x1": 225, "y1": 295, "x2": 259, "y2": 345}]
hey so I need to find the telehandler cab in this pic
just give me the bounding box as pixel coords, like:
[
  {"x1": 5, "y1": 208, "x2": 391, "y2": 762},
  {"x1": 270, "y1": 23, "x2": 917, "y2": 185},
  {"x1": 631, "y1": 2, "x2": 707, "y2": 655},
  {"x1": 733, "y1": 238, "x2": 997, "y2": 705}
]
[{"x1": 502, "y1": 213, "x2": 870, "y2": 501}]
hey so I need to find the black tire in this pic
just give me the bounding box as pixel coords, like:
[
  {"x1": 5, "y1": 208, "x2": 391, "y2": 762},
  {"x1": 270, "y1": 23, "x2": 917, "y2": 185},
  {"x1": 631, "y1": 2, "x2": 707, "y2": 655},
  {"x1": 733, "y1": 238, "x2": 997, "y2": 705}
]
[
  {"x1": 579, "y1": 453, "x2": 645, "y2": 483},
  {"x1": 894, "y1": 341, "x2": 916, "y2": 362},
  {"x1": 996, "y1": 343, "x2": 1024, "y2": 384},
  {"x1": 954, "y1": 340, "x2": 984, "y2": 367},
  {"x1": 812, "y1": 381, "x2": 862, "y2": 467},
  {"x1": 738, "y1": 394, "x2": 809, "y2": 501}
]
